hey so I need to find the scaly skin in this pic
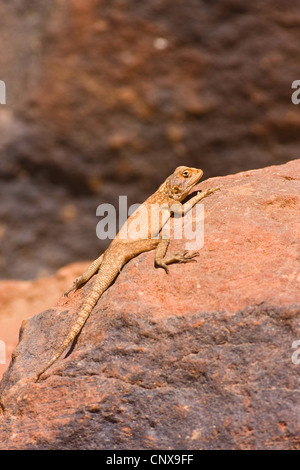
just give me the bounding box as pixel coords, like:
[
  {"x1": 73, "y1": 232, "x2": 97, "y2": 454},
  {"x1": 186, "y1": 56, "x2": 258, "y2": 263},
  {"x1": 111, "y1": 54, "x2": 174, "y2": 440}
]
[{"x1": 35, "y1": 167, "x2": 219, "y2": 381}]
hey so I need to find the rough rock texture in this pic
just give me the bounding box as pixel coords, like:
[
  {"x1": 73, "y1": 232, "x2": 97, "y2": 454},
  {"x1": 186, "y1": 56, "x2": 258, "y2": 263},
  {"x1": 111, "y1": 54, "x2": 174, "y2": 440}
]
[
  {"x1": 1, "y1": 0, "x2": 300, "y2": 278},
  {"x1": 0, "y1": 160, "x2": 299, "y2": 449},
  {"x1": 0, "y1": 262, "x2": 91, "y2": 380}
]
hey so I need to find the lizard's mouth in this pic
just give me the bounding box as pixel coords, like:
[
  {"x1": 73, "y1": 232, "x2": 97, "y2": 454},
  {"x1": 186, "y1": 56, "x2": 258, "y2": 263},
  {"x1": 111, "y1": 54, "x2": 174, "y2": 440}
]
[
  {"x1": 182, "y1": 180, "x2": 202, "y2": 201},
  {"x1": 188, "y1": 173, "x2": 203, "y2": 191}
]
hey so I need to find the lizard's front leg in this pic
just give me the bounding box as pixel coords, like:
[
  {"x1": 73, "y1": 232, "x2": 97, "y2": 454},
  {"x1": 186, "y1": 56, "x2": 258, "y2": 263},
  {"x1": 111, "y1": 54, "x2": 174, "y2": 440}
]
[
  {"x1": 181, "y1": 186, "x2": 220, "y2": 213},
  {"x1": 167, "y1": 187, "x2": 220, "y2": 217},
  {"x1": 155, "y1": 187, "x2": 220, "y2": 273}
]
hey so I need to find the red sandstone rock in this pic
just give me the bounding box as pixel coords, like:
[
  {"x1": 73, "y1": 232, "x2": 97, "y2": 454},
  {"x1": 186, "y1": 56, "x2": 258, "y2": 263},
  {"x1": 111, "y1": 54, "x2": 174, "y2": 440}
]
[
  {"x1": 0, "y1": 160, "x2": 299, "y2": 449},
  {"x1": 0, "y1": 262, "x2": 91, "y2": 380}
]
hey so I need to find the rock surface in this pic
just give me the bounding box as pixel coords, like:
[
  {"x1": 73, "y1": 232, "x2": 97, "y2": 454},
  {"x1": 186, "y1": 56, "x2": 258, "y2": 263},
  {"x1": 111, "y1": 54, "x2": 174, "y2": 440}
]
[
  {"x1": 1, "y1": 0, "x2": 300, "y2": 279},
  {"x1": 0, "y1": 160, "x2": 299, "y2": 449},
  {"x1": 0, "y1": 262, "x2": 91, "y2": 380}
]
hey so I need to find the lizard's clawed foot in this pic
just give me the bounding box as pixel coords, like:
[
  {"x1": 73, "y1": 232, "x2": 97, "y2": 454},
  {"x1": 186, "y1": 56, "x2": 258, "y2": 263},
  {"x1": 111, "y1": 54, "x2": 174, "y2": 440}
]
[
  {"x1": 157, "y1": 263, "x2": 169, "y2": 274},
  {"x1": 156, "y1": 250, "x2": 199, "y2": 274},
  {"x1": 64, "y1": 285, "x2": 74, "y2": 297},
  {"x1": 155, "y1": 260, "x2": 169, "y2": 274},
  {"x1": 172, "y1": 250, "x2": 200, "y2": 264},
  {"x1": 198, "y1": 187, "x2": 220, "y2": 197},
  {"x1": 64, "y1": 278, "x2": 81, "y2": 297}
]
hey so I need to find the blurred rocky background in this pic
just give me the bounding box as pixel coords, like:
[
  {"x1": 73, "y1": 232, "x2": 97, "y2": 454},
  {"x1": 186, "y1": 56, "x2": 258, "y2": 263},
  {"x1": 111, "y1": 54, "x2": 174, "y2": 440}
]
[{"x1": 0, "y1": 0, "x2": 299, "y2": 279}]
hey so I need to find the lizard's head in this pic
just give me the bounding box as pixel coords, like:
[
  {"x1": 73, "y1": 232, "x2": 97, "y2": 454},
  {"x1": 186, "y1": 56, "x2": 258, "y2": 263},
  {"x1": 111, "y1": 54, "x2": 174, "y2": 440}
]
[{"x1": 166, "y1": 166, "x2": 203, "y2": 201}]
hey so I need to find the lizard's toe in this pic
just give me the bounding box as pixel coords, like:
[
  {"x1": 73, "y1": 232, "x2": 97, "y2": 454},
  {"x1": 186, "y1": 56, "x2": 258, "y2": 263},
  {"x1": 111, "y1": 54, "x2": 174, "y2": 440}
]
[
  {"x1": 208, "y1": 187, "x2": 220, "y2": 194},
  {"x1": 156, "y1": 261, "x2": 169, "y2": 274},
  {"x1": 64, "y1": 280, "x2": 78, "y2": 297},
  {"x1": 187, "y1": 251, "x2": 200, "y2": 258},
  {"x1": 174, "y1": 251, "x2": 199, "y2": 263}
]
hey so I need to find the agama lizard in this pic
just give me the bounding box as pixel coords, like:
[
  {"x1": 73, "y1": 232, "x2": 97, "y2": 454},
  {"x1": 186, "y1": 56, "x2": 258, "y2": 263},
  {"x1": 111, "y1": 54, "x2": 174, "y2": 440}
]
[{"x1": 36, "y1": 166, "x2": 219, "y2": 381}]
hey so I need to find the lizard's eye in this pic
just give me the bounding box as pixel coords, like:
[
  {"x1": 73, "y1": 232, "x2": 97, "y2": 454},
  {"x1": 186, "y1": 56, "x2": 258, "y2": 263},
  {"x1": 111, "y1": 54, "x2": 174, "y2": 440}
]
[{"x1": 182, "y1": 170, "x2": 189, "y2": 178}]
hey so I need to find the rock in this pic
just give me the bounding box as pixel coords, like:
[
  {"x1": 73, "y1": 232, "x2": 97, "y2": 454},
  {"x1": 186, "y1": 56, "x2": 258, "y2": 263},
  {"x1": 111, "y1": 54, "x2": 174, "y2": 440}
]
[
  {"x1": 0, "y1": 262, "x2": 91, "y2": 380},
  {"x1": 0, "y1": 160, "x2": 300, "y2": 449},
  {"x1": 1, "y1": 0, "x2": 300, "y2": 278}
]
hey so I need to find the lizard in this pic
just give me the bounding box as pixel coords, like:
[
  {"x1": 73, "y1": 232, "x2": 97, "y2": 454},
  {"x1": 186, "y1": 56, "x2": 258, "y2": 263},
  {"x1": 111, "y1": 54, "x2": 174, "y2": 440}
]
[{"x1": 35, "y1": 166, "x2": 219, "y2": 381}]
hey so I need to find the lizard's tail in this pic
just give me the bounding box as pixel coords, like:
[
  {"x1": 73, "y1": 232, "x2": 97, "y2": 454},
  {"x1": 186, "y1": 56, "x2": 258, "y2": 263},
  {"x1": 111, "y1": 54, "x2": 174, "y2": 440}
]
[{"x1": 35, "y1": 260, "x2": 120, "y2": 382}]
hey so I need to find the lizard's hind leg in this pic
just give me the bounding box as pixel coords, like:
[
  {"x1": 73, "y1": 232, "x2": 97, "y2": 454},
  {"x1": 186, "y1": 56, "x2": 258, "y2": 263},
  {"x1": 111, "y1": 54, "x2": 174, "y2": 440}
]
[{"x1": 64, "y1": 253, "x2": 104, "y2": 297}]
